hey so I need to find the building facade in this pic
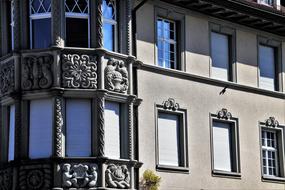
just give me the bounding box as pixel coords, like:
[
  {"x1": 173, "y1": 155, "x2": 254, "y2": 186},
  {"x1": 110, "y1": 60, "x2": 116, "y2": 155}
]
[{"x1": 0, "y1": 0, "x2": 284, "y2": 189}]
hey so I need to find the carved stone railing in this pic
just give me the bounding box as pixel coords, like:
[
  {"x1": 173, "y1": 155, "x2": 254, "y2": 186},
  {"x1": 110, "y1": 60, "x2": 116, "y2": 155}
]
[
  {"x1": 0, "y1": 158, "x2": 142, "y2": 190},
  {"x1": 0, "y1": 48, "x2": 136, "y2": 97}
]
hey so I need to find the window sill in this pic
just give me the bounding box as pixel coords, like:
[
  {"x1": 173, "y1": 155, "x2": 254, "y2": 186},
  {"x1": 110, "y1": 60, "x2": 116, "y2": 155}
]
[
  {"x1": 262, "y1": 175, "x2": 285, "y2": 183},
  {"x1": 156, "y1": 164, "x2": 189, "y2": 173},
  {"x1": 212, "y1": 169, "x2": 241, "y2": 179}
]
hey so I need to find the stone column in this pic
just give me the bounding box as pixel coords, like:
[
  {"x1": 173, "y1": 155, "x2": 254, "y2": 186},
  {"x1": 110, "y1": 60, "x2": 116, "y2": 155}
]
[
  {"x1": 14, "y1": 97, "x2": 21, "y2": 160},
  {"x1": 126, "y1": 0, "x2": 132, "y2": 55},
  {"x1": 97, "y1": 91, "x2": 106, "y2": 157},
  {"x1": 96, "y1": 0, "x2": 104, "y2": 49},
  {"x1": 13, "y1": 0, "x2": 20, "y2": 51},
  {"x1": 51, "y1": 0, "x2": 64, "y2": 47},
  {"x1": 53, "y1": 97, "x2": 63, "y2": 158},
  {"x1": 128, "y1": 96, "x2": 136, "y2": 189}
]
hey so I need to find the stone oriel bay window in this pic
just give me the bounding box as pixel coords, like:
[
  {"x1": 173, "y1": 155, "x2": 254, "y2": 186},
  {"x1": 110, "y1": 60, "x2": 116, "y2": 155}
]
[
  {"x1": 260, "y1": 117, "x2": 285, "y2": 182},
  {"x1": 210, "y1": 108, "x2": 241, "y2": 177},
  {"x1": 155, "y1": 98, "x2": 189, "y2": 172}
]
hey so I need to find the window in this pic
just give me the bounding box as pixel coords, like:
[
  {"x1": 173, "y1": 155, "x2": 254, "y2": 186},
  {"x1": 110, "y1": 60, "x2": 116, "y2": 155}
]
[
  {"x1": 157, "y1": 18, "x2": 177, "y2": 69},
  {"x1": 29, "y1": 0, "x2": 52, "y2": 49},
  {"x1": 211, "y1": 109, "x2": 240, "y2": 176},
  {"x1": 8, "y1": 105, "x2": 15, "y2": 161},
  {"x1": 29, "y1": 99, "x2": 53, "y2": 159},
  {"x1": 259, "y1": 45, "x2": 277, "y2": 91},
  {"x1": 259, "y1": 0, "x2": 274, "y2": 6},
  {"x1": 260, "y1": 118, "x2": 285, "y2": 181},
  {"x1": 211, "y1": 32, "x2": 231, "y2": 81},
  {"x1": 103, "y1": 0, "x2": 117, "y2": 51},
  {"x1": 105, "y1": 101, "x2": 121, "y2": 158},
  {"x1": 155, "y1": 99, "x2": 188, "y2": 172},
  {"x1": 66, "y1": 99, "x2": 91, "y2": 157},
  {"x1": 65, "y1": 0, "x2": 89, "y2": 47},
  {"x1": 262, "y1": 130, "x2": 279, "y2": 176}
]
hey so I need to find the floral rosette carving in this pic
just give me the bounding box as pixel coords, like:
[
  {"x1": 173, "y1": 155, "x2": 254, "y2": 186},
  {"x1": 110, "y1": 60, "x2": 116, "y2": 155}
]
[
  {"x1": 217, "y1": 108, "x2": 232, "y2": 120},
  {"x1": 0, "y1": 60, "x2": 15, "y2": 94},
  {"x1": 105, "y1": 58, "x2": 129, "y2": 93},
  {"x1": 265, "y1": 117, "x2": 279, "y2": 128},
  {"x1": 62, "y1": 54, "x2": 97, "y2": 89},
  {"x1": 62, "y1": 163, "x2": 98, "y2": 188},
  {"x1": 22, "y1": 55, "x2": 53, "y2": 90},
  {"x1": 105, "y1": 164, "x2": 130, "y2": 189}
]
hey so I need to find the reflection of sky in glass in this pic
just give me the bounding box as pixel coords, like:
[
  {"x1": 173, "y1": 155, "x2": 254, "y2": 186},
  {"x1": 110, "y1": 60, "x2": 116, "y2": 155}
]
[
  {"x1": 103, "y1": 0, "x2": 114, "y2": 19},
  {"x1": 31, "y1": 0, "x2": 51, "y2": 14},
  {"x1": 103, "y1": 0, "x2": 116, "y2": 51},
  {"x1": 103, "y1": 23, "x2": 114, "y2": 51}
]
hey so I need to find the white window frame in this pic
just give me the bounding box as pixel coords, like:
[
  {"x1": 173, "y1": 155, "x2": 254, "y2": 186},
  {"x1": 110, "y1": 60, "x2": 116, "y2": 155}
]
[
  {"x1": 65, "y1": 0, "x2": 90, "y2": 48},
  {"x1": 258, "y1": 0, "x2": 275, "y2": 6},
  {"x1": 156, "y1": 17, "x2": 177, "y2": 69},
  {"x1": 262, "y1": 129, "x2": 279, "y2": 177},
  {"x1": 102, "y1": 0, "x2": 118, "y2": 52},
  {"x1": 29, "y1": 0, "x2": 52, "y2": 49}
]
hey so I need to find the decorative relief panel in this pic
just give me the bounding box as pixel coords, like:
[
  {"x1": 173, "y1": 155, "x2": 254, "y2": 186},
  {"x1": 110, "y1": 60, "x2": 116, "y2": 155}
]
[
  {"x1": 105, "y1": 164, "x2": 130, "y2": 189},
  {"x1": 0, "y1": 60, "x2": 15, "y2": 94},
  {"x1": 217, "y1": 108, "x2": 232, "y2": 120},
  {"x1": 0, "y1": 168, "x2": 12, "y2": 190},
  {"x1": 62, "y1": 54, "x2": 97, "y2": 89},
  {"x1": 22, "y1": 55, "x2": 53, "y2": 90},
  {"x1": 162, "y1": 98, "x2": 179, "y2": 111},
  {"x1": 62, "y1": 163, "x2": 98, "y2": 188},
  {"x1": 105, "y1": 58, "x2": 129, "y2": 93},
  {"x1": 265, "y1": 117, "x2": 279, "y2": 128},
  {"x1": 19, "y1": 164, "x2": 51, "y2": 190}
]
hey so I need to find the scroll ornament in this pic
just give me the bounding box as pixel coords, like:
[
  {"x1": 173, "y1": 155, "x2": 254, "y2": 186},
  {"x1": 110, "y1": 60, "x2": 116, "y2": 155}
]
[{"x1": 105, "y1": 164, "x2": 130, "y2": 189}]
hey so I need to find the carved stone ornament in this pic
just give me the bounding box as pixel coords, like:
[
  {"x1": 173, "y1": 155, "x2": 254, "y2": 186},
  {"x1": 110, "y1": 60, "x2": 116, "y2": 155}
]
[
  {"x1": 0, "y1": 168, "x2": 12, "y2": 190},
  {"x1": 19, "y1": 165, "x2": 51, "y2": 190},
  {"x1": 0, "y1": 60, "x2": 15, "y2": 94},
  {"x1": 105, "y1": 164, "x2": 130, "y2": 189},
  {"x1": 217, "y1": 108, "x2": 232, "y2": 120},
  {"x1": 265, "y1": 117, "x2": 279, "y2": 128},
  {"x1": 62, "y1": 54, "x2": 97, "y2": 89},
  {"x1": 105, "y1": 58, "x2": 129, "y2": 93},
  {"x1": 22, "y1": 55, "x2": 53, "y2": 90},
  {"x1": 62, "y1": 163, "x2": 98, "y2": 188},
  {"x1": 163, "y1": 98, "x2": 179, "y2": 111}
]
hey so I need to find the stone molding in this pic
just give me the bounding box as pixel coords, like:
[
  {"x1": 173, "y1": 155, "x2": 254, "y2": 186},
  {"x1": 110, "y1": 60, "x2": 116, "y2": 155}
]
[
  {"x1": 217, "y1": 108, "x2": 232, "y2": 120},
  {"x1": 265, "y1": 117, "x2": 279, "y2": 128},
  {"x1": 162, "y1": 98, "x2": 179, "y2": 111},
  {"x1": 105, "y1": 164, "x2": 130, "y2": 189},
  {"x1": 105, "y1": 58, "x2": 129, "y2": 93},
  {"x1": 62, "y1": 163, "x2": 98, "y2": 188},
  {"x1": 62, "y1": 54, "x2": 97, "y2": 89},
  {"x1": 0, "y1": 60, "x2": 15, "y2": 94},
  {"x1": 22, "y1": 55, "x2": 53, "y2": 90}
]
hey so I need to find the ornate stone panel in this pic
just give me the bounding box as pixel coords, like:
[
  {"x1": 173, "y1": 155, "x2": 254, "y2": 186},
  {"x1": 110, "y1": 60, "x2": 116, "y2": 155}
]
[
  {"x1": 162, "y1": 98, "x2": 179, "y2": 111},
  {"x1": 265, "y1": 117, "x2": 279, "y2": 128},
  {"x1": 217, "y1": 108, "x2": 232, "y2": 120},
  {"x1": 105, "y1": 58, "x2": 129, "y2": 93},
  {"x1": 19, "y1": 164, "x2": 51, "y2": 190},
  {"x1": 61, "y1": 163, "x2": 98, "y2": 188},
  {"x1": 22, "y1": 55, "x2": 53, "y2": 90},
  {"x1": 0, "y1": 168, "x2": 12, "y2": 190},
  {"x1": 0, "y1": 60, "x2": 15, "y2": 94},
  {"x1": 105, "y1": 164, "x2": 130, "y2": 189},
  {"x1": 62, "y1": 54, "x2": 97, "y2": 89}
]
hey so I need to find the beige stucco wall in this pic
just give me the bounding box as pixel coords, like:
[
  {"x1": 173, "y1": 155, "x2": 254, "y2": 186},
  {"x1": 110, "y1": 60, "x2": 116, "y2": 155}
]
[{"x1": 136, "y1": 1, "x2": 285, "y2": 189}]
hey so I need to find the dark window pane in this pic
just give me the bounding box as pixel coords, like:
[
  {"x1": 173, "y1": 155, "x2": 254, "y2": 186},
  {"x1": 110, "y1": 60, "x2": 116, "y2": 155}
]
[
  {"x1": 66, "y1": 18, "x2": 88, "y2": 47},
  {"x1": 103, "y1": 0, "x2": 115, "y2": 19},
  {"x1": 32, "y1": 18, "x2": 51, "y2": 49}
]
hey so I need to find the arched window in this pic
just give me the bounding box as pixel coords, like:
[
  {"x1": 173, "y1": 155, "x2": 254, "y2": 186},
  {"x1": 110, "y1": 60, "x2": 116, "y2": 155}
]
[
  {"x1": 65, "y1": 0, "x2": 89, "y2": 47},
  {"x1": 29, "y1": 0, "x2": 52, "y2": 49}
]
